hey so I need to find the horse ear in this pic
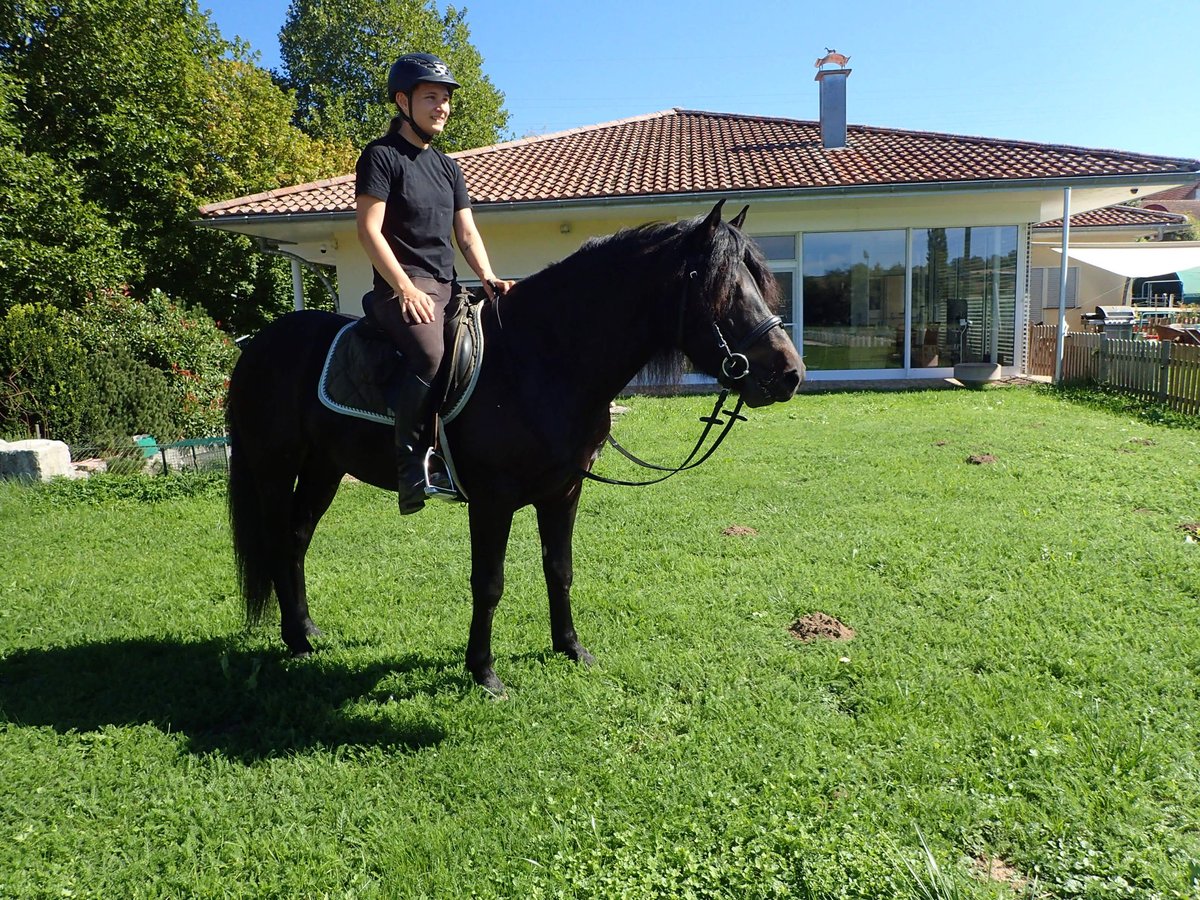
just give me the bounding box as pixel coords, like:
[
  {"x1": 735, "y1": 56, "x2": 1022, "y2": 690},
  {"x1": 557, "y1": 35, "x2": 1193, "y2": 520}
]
[
  {"x1": 695, "y1": 199, "x2": 726, "y2": 244},
  {"x1": 691, "y1": 200, "x2": 724, "y2": 248},
  {"x1": 730, "y1": 205, "x2": 749, "y2": 230}
]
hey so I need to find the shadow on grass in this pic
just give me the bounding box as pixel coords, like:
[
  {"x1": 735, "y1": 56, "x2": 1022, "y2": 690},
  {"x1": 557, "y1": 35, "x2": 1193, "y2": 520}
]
[
  {"x1": 0, "y1": 637, "x2": 466, "y2": 761},
  {"x1": 1037, "y1": 382, "x2": 1200, "y2": 430}
]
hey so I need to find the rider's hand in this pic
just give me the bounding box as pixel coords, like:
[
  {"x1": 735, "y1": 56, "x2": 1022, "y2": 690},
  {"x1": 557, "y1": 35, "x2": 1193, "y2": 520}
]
[
  {"x1": 484, "y1": 279, "x2": 515, "y2": 300},
  {"x1": 399, "y1": 287, "x2": 435, "y2": 324}
]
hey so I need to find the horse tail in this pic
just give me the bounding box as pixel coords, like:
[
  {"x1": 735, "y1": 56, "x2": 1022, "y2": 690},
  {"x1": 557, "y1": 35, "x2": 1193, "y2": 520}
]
[{"x1": 226, "y1": 366, "x2": 275, "y2": 625}]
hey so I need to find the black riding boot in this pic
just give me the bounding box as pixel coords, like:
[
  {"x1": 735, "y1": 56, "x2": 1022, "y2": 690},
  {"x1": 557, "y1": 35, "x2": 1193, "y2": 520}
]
[{"x1": 393, "y1": 372, "x2": 433, "y2": 514}]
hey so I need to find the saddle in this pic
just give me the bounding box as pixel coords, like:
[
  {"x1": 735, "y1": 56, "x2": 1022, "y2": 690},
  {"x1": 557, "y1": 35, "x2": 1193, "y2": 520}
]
[{"x1": 318, "y1": 287, "x2": 486, "y2": 501}]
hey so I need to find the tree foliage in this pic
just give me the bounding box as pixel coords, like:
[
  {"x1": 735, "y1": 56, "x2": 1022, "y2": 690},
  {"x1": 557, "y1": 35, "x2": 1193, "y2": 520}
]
[
  {"x1": 0, "y1": 73, "x2": 134, "y2": 309},
  {"x1": 280, "y1": 0, "x2": 508, "y2": 151},
  {"x1": 0, "y1": 0, "x2": 354, "y2": 332}
]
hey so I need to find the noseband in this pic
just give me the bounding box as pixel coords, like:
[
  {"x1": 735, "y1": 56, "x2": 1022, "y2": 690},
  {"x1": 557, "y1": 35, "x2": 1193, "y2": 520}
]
[{"x1": 712, "y1": 314, "x2": 784, "y2": 386}]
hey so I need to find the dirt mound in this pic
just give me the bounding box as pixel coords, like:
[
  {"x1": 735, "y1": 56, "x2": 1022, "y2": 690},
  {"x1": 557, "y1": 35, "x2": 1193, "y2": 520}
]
[
  {"x1": 789, "y1": 612, "x2": 855, "y2": 643},
  {"x1": 966, "y1": 453, "x2": 997, "y2": 465},
  {"x1": 722, "y1": 525, "x2": 758, "y2": 536}
]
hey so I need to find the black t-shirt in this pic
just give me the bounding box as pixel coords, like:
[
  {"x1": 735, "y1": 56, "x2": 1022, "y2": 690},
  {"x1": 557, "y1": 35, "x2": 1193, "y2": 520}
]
[{"x1": 355, "y1": 132, "x2": 471, "y2": 290}]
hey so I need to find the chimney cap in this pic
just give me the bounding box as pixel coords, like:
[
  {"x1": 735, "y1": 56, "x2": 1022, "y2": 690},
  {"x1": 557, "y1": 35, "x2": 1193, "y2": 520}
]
[
  {"x1": 814, "y1": 48, "x2": 851, "y2": 70},
  {"x1": 814, "y1": 67, "x2": 852, "y2": 82}
]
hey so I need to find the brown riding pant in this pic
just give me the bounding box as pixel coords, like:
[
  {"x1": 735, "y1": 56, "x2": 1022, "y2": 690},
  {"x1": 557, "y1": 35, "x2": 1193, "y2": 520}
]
[{"x1": 363, "y1": 277, "x2": 454, "y2": 383}]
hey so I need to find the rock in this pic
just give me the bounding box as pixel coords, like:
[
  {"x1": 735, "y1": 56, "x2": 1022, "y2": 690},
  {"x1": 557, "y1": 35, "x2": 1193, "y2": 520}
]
[{"x1": 0, "y1": 439, "x2": 74, "y2": 482}]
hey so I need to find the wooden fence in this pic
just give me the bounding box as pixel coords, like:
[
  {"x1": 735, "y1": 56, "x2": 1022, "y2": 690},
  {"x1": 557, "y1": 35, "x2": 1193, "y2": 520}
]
[{"x1": 1025, "y1": 325, "x2": 1200, "y2": 415}]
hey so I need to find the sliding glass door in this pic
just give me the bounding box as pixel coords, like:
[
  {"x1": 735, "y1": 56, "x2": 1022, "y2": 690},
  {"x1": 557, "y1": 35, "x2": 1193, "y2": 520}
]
[
  {"x1": 911, "y1": 227, "x2": 1019, "y2": 366},
  {"x1": 801, "y1": 231, "x2": 906, "y2": 371}
]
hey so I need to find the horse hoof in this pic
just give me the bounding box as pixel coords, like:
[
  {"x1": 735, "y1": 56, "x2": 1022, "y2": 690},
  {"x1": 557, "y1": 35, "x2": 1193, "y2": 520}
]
[
  {"x1": 556, "y1": 643, "x2": 595, "y2": 667},
  {"x1": 285, "y1": 636, "x2": 315, "y2": 657},
  {"x1": 474, "y1": 670, "x2": 508, "y2": 699}
]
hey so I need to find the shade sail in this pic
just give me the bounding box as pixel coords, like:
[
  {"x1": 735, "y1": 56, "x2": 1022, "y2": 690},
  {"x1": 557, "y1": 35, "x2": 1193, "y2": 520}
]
[{"x1": 1050, "y1": 242, "x2": 1200, "y2": 278}]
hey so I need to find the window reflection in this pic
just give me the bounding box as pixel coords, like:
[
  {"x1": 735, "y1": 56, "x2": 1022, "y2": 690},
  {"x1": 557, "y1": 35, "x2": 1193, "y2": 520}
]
[
  {"x1": 802, "y1": 231, "x2": 907, "y2": 370},
  {"x1": 911, "y1": 227, "x2": 1018, "y2": 366}
]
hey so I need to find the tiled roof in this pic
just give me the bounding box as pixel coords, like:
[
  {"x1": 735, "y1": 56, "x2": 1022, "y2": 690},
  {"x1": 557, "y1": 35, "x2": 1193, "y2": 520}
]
[
  {"x1": 1141, "y1": 200, "x2": 1200, "y2": 219},
  {"x1": 1142, "y1": 181, "x2": 1199, "y2": 202},
  {"x1": 198, "y1": 108, "x2": 1200, "y2": 219},
  {"x1": 1035, "y1": 205, "x2": 1188, "y2": 229},
  {"x1": 198, "y1": 175, "x2": 356, "y2": 217}
]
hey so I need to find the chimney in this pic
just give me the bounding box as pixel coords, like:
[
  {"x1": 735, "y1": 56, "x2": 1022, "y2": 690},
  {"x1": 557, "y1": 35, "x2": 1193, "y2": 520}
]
[{"x1": 815, "y1": 65, "x2": 851, "y2": 149}]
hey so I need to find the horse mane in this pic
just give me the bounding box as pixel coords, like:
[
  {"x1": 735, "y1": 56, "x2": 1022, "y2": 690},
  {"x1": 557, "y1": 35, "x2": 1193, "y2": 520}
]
[
  {"x1": 506, "y1": 212, "x2": 780, "y2": 389},
  {"x1": 622, "y1": 215, "x2": 781, "y2": 388}
]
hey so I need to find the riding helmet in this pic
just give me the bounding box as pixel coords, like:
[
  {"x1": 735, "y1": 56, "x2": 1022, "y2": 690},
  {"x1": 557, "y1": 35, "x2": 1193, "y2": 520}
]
[{"x1": 387, "y1": 53, "x2": 461, "y2": 100}]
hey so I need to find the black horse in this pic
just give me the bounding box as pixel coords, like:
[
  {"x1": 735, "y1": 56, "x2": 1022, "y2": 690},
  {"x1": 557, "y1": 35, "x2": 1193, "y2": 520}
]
[{"x1": 226, "y1": 200, "x2": 804, "y2": 694}]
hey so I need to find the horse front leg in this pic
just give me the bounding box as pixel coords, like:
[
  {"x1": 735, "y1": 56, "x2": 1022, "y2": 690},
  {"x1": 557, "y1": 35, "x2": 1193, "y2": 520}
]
[
  {"x1": 536, "y1": 492, "x2": 594, "y2": 668},
  {"x1": 466, "y1": 501, "x2": 514, "y2": 695}
]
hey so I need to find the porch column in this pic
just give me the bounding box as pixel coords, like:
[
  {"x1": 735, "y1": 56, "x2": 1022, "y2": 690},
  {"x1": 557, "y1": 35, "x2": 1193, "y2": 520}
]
[{"x1": 291, "y1": 258, "x2": 304, "y2": 311}]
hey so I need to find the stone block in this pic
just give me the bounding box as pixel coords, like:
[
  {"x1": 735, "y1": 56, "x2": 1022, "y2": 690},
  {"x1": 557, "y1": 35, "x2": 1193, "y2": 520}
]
[{"x1": 0, "y1": 439, "x2": 74, "y2": 481}]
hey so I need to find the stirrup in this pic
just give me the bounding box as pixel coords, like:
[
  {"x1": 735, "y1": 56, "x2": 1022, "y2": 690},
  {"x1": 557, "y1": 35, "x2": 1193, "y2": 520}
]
[{"x1": 423, "y1": 448, "x2": 460, "y2": 502}]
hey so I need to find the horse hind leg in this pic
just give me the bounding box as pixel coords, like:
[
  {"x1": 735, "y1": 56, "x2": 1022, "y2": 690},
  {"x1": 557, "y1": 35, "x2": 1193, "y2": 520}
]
[{"x1": 272, "y1": 458, "x2": 344, "y2": 655}]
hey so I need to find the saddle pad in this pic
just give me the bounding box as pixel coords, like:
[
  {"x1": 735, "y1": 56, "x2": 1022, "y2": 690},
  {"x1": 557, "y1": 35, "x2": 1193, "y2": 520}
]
[
  {"x1": 317, "y1": 299, "x2": 486, "y2": 427},
  {"x1": 318, "y1": 320, "x2": 397, "y2": 425}
]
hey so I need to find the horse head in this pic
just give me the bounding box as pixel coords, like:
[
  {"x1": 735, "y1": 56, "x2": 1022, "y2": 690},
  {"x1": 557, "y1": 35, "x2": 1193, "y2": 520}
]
[{"x1": 677, "y1": 200, "x2": 804, "y2": 408}]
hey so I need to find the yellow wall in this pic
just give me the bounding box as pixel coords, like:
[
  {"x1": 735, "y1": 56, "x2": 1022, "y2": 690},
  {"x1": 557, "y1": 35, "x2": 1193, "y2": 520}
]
[{"x1": 262, "y1": 193, "x2": 1163, "y2": 360}]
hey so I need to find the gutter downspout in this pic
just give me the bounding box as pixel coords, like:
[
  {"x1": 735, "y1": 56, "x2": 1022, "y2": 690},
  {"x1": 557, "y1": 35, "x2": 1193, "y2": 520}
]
[
  {"x1": 290, "y1": 259, "x2": 304, "y2": 311},
  {"x1": 1054, "y1": 187, "x2": 1071, "y2": 383}
]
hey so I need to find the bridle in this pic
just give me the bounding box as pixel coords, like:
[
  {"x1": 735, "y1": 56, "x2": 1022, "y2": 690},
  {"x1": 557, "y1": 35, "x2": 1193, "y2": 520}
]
[{"x1": 584, "y1": 260, "x2": 784, "y2": 487}]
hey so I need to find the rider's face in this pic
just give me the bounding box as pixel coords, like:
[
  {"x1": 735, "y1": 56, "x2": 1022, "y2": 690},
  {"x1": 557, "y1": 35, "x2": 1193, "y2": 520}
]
[{"x1": 400, "y1": 83, "x2": 452, "y2": 137}]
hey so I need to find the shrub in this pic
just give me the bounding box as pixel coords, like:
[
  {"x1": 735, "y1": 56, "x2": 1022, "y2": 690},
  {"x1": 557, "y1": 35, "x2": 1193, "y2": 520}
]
[
  {"x1": 79, "y1": 346, "x2": 182, "y2": 446},
  {"x1": 0, "y1": 294, "x2": 235, "y2": 445},
  {"x1": 78, "y1": 290, "x2": 239, "y2": 438},
  {"x1": 0, "y1": 303, "x2": 91, "y2": 440}
]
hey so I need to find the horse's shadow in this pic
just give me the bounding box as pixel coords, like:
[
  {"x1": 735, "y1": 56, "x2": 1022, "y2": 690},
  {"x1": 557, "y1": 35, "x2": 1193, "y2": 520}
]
[{"x1": 0, "y1": 636, "x2": 465, "y2": 761}]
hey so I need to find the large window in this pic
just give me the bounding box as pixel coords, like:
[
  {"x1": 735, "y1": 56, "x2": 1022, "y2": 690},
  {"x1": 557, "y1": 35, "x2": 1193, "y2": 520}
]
[
  {"x1": 802, "y1": 231, "x2": 907, "y2": 370},
  {"x1": 911, "y1": 227, "x2": 1019, "y2": 365},
  {"x1": 753, "y1": 225, "x2": 1020, "y2": 373}
]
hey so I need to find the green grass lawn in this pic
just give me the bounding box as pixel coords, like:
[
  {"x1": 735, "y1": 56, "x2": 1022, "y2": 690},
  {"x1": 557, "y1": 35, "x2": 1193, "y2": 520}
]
[{"x1": 1, "y1": 386, "x2": 1198, "y2": 899}]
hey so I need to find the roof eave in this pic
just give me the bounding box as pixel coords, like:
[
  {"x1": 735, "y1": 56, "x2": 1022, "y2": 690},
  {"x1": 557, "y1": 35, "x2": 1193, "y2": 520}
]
[
  {"x1": 471, "y1": 170, "x2": 1200, "y2": 213},
  {"x1": 193, "y1": 210, "x2": 351, "y2": 231}
]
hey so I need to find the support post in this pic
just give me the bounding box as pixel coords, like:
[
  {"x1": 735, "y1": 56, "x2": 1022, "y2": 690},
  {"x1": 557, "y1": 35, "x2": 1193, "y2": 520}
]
[
  {"x1": 291, "y1": 258, "x2": 304, "y2": 312},
  {"x1": 1054, "y1": 187, "x2": 1071, "y2": 384}
]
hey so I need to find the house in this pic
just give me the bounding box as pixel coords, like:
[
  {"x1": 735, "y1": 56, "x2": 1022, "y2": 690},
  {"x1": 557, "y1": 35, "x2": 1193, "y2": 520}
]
[
  {"x1": 1029, "y1": 205, "x2": 1191, "y2": 329},
  {"x1": 197, "y1": 69, "x2": 1200, "y2": 382}
]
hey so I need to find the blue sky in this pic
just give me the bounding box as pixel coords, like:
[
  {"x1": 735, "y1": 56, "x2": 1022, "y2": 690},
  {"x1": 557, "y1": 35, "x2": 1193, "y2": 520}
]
[{"x1": 200, "y1": 0, "x2": 1197, "y2": 160}]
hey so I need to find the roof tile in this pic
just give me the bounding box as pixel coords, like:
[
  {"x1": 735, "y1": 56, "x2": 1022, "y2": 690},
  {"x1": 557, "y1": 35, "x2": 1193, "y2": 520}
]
[{"x1": 198, "y1": 109, "x2": 1200, "y2": 219}]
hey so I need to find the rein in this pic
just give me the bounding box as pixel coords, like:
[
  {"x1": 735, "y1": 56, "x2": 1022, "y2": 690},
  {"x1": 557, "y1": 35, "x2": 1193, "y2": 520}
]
[{"x1": 583, "y1": 390, "x2": 747, "y2": 487}]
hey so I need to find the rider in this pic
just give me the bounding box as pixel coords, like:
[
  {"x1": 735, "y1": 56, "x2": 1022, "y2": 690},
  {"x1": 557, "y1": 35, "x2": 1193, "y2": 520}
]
[{"x1": 356, "y1": 52, "x2": 512, "y2": 514}]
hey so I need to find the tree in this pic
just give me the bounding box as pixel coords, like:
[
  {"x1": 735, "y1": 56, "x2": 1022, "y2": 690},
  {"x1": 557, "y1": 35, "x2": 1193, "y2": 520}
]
[
  {"x1": 280, "y1": 0, "x2": 508, "y2": 151},
  {"x1": 0, "y1": 0, "x2": 354, "y2": 331},
  {"x1": 0, "y1": 74, "x2": 134, "y2": 312}
]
